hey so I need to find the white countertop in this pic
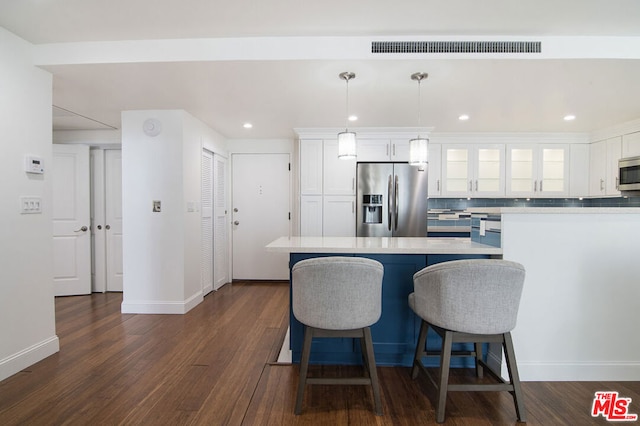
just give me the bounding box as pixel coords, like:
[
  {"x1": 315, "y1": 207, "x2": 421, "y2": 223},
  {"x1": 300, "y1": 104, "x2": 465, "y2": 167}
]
[
  {"x1": 467, "y1": 207, "x2": 640, "y2": 214},
  {"x1": 265, "y1": 236, "x2": 502, "y2": 255}
]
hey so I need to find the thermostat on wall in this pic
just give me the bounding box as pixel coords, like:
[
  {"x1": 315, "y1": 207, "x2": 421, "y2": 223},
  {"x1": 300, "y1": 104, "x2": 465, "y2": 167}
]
[{"x1": 25, "y1": 156, "x2": 44, "y2": 174}]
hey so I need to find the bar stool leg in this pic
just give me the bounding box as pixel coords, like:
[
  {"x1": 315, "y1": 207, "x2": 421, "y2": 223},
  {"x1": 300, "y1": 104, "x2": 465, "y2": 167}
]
[
  {"x1": 412, "y1": 320, "x2": 428, "y2": 379},
  {"x1": 363, "y1": 327, "x2": 383, "y2": 415},
  {"x1": 295, "y1": 325, "x2": 314, "y2": 415},
  {"x1": 436, "y1": 330, "x2": 453, "y2": 423},
  {"x1": 503, "y1": 332, "x2": 527, "y2": 422}
]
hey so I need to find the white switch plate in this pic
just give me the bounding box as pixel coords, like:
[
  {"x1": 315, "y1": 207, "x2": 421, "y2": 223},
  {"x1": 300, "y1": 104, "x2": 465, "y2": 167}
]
[{"x1": 20, "y1": 196, "x2": 43, "y2": 214}]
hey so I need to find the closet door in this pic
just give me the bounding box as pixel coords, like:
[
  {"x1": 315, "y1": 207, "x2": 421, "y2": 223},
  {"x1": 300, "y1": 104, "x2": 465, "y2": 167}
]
[
  {"x1": 105, "y1": 150, "x2": 123, "y2": 292},
  {"x1": 213, "y1": 153, "x2": 229, "y2": 290},
  {"x1": 201, "y1": 149, "x2": 214, "y2": 295}
]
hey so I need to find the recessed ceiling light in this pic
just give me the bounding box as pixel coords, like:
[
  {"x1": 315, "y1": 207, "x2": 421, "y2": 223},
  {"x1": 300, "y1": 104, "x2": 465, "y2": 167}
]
[
  {"x1": 243, "y1": 123, "x2": 253, "y2": 129},
  {"x1": 458, "y1": 114, "x2": 470, "y2": 121},
  {"x1": 563, "y1": 115, "x2": 576, "y2": 121},
  {"x1": 348, "y1": 115, "x2": 358, "y2": 122}
]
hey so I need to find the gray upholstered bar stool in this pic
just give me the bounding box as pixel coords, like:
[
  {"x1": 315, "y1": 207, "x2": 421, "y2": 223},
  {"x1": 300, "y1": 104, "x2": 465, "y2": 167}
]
[
  {"x1": 292, "y1": 256, "x2": 384, "y2": 416},
  {"x1": 408, "y1": 259, "x2": 526, "y2": 423}
]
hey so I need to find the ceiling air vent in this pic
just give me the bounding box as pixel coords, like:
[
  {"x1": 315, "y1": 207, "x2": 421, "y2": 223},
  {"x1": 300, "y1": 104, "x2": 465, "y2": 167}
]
[{"x1": 371, "y1": 41, "x2": 541, "y2": 54}]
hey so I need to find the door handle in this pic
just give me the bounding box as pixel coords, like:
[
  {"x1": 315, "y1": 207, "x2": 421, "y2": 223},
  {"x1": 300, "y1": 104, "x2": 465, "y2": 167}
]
[
  {"x1": 387, "y1": 175, "x2": 392, "y2": 231},
  {"x1": 105, "y1": 225, "x2": 111, "y2": 230},
  {"x1": 97, "y1": 225, "x2": 102, "y2": 230},
  {"x1": 394, "y1": 175, "x2": 399, "y2": 231},
  {"x1": 234, "y1": 220, "x2": 240, "y2": 225},
  {"x1": 74, "y1": 226, "x2": 88, "y2": 232}
]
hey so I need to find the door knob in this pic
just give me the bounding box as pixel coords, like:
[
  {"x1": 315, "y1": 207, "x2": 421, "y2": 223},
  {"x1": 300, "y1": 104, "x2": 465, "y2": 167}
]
[
  {"x1": 234, "y1": 208, "x2": 239, "y2": 212},
  {"x1": 234, "y1": 221, "x2": 240, "y2": 225},
  {"x1": 97, "y1": 225, "x2": 102, "y2": 230},
  {"x1": 105, "y1": 224, "x2": 111, "y2": 230},
  {"x1": 74, "y1": 226, "x2": 88, "y2": 232}
]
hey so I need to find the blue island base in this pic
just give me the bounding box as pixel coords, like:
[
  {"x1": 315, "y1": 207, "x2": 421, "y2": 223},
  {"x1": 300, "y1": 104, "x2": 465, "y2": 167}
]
[{"x1": 289, "y1": 253, "x2": 492, "y2": 368}]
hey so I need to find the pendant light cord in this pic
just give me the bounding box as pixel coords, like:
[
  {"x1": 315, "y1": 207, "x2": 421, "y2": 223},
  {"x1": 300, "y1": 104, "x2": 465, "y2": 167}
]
[
  {"x1": 417, "y1": 78, "x2": 422, "y2": 139},
  {"x1": 345, "y1": 77, "x2": 350, "y2": 132}
]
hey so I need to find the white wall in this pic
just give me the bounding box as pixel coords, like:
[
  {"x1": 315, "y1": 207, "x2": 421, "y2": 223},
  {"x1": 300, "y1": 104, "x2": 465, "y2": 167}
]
[
  {"x1": 121, "y1": 110, "x2": 228, "y2": 314},
  {"x1": 0, "y1": 27, "x2": 59, "y2": 381}
]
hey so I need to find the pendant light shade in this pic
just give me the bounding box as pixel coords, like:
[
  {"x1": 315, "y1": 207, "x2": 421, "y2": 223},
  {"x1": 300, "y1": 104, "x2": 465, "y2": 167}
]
[
  {"x1": 409, "y1": 137, "x2": 428, "y2": 167},
  {"x1": 337, "y1": 72, "x2": 357, "y2": 159},
  {"x1": 337, "y1": 131, "x2": 357, "y2": 158},
  {"x1": 409, "y1": 72, "x2": 429, "y2": 169}
]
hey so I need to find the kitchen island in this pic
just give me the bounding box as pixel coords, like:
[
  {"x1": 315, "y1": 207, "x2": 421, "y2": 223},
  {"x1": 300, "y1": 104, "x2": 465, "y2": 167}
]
[
  {"x1": 266, "y1": 236, "x2": 502, "y2": 368},
  {"x1": 474, "y1": 207, "x2": 640, "y2": 381},
  {"x1": 268, "y1": 207, "x2": 640, "y2": 381}
]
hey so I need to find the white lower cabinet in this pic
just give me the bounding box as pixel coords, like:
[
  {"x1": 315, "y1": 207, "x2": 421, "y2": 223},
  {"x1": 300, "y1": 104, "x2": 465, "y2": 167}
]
[
  {"x1": 322, "y1": 195, "x2": 356, "y2": 237},
  {"x1": 300, "y1": 195, "x2": 323, "y2": 236}
]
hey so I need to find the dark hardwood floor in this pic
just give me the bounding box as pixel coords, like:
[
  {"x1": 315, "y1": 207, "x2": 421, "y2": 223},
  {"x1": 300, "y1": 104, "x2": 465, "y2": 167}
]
[{"x1": 1, "y1": 282, "x2": 638, "y2": 425}]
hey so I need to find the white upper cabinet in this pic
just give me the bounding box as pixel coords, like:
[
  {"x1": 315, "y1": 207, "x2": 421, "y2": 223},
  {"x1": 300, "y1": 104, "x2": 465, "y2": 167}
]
[
  {"x1": 589, "y1": 137, "x2": 622, "y2": 196},
  {"x1": 300, "y1": 139, "x2": 323, "y2": 195},
  {"x1": 442, "y1": 144, "x2": 505, "y2": 198},
  {"x1": 569, "y1": 144, "x2": 590, "y2": 198},
  {"x1": 622, "y1": 132, "x2": 640, "y2": 158},
  {"x1": 323, "y1": 140, "x2": 356, "y2": 195},
  {"x1": 356, "y1": 139, "x2": 410, "y2": 162},
  {"x1": 506, "y1": 144, "x2": 570, "y2": 198}
]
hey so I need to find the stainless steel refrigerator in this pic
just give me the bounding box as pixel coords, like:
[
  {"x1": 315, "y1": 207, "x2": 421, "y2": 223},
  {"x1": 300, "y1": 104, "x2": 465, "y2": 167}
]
[{"x1": 356, "y1": 162, "x2": 428, "y2": 237}]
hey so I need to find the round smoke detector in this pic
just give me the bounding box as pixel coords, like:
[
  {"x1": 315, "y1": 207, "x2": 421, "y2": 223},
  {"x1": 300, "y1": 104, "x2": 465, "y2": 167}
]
[{"x1": 143, "y1": 118, "x2": 162, "y2": 137}]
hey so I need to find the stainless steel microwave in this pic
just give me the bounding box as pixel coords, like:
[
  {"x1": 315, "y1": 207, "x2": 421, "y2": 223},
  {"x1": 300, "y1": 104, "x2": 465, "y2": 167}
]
[{"x1": 619, "y1": 156, "x2": 640, "y2": 191}]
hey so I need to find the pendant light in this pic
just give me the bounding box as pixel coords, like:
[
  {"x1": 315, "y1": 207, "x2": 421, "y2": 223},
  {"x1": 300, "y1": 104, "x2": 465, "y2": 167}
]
[
  {"x1": 337, "y1": 71, "x2": 356, "y2": 159},
  {"x1": 409, "y1": 72, "x2": 429, "y2": 170}
]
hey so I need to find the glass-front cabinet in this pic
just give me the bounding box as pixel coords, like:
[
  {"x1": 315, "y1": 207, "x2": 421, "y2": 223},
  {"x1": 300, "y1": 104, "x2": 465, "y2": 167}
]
[
  {"x1": 441, "y1": 144, "x2": 505, "y2": 198},
  {"x1": 506, "y1": 144, "x2": 570, "y2": 198}
]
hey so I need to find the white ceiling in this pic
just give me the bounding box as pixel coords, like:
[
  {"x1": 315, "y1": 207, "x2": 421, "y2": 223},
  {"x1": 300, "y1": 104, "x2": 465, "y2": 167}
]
[{"x1": 2, "y1": 0, "x2": 640, "y2": 139}]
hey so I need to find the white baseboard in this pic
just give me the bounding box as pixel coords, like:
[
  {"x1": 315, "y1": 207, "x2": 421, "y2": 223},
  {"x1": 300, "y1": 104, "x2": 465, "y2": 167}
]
[
  {"x1": 518, "y1": 362, "x2": 640, "y2": 381},
  {"x1": 121, "y1": 291, "x2": 203, "y2": 314},
  {"x1": 0, "y1": 335, "x2": 60, "y2": 382}
]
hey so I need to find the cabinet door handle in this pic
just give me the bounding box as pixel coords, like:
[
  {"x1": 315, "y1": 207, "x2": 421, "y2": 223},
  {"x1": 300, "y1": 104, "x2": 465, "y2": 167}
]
[
  {"x1": 475, "y1": 180, "x2": 478, "y2": 191},
  {"x1": 392, "y1": 143, "x2": 396, "y2": 157},
  {"x1": 540, "y1": 180, "x2": 543, "y2": 192},
  {"x1": 534, "y1": 180, "x2": 537, "y2": 192},
  {"x1": 437, "y1": 179, "x2": 440, "y2": 192},
  {"x1": 352, "y1": 177, "x2": 355, "y2": 192},
  {"x1": 352, "y1": 201, "x2": 355, "y2": 214},
  {"x1": 600, "y1": 179, "x2": 605, "y2": 191},
  {"x1": 386, "y1": 144, "x2": 389, "y2": 157},
  {"x1": 469, "y1": 180, "x2": 473, "y2": 191}
]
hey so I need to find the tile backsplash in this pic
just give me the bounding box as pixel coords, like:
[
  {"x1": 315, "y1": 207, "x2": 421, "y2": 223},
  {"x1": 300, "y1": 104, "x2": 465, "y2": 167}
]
[{"x1": 428, "y1": 197, "x2": 640, "y2": 210}]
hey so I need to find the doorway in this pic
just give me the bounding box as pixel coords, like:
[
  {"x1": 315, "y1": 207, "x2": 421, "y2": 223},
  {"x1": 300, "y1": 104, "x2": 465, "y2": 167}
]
[
  {"x1": 90, "y1": 148, "x2": 123, "y2": 292},
  {"x1": 231, "y1": 153, "x2": 290, "y2": 280}
]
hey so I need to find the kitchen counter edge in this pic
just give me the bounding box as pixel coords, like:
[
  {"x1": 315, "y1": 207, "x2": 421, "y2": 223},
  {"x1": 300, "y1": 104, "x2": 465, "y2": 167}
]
[{"x1": 265, "y1": 236, "x2": 502, "y2": 255}]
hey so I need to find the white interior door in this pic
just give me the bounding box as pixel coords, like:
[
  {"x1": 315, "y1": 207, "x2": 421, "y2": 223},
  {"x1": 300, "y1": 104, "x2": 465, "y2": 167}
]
[
  {"x1": 52, "y1": 144, "x2": 91, "y2": 296},
  {"x1": 90, "y1": 149, "x2": 106, "y2": 292},
  {"x1": 232, "y1": 153, "x2": 290, "y2": 280},
  {"x1": 105, "y1": 150, "x2": 123, "y2": 291},
  {"x1": 213, "y1": 153, "x2": 229, "y2": 289},
  {"x1": 201, "y1": 149, "x2": 214, "y2": 295}
]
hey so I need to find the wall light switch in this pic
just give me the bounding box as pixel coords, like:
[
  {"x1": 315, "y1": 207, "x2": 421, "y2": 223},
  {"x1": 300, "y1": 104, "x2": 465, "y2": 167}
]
[{"x1": 20, "y1": 196, "x2": 43, "y2": 214}]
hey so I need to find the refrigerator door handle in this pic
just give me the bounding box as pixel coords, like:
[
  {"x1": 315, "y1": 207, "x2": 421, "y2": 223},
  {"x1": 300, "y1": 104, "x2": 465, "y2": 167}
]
[
  {"x1": 394, "y1": 175, "x2": 399, "y2": 231},
  {"x1": 387, "y1": 174, "x2": 393, "y2": 231}
]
